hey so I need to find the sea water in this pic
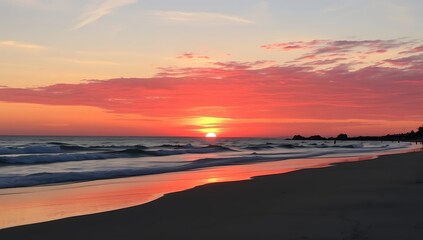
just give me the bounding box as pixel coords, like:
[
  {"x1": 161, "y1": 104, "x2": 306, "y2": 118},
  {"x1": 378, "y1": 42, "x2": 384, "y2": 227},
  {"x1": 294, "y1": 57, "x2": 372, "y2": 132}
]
[{"x1": 0, "y1": 136, "x2": 412, "y2": 189}]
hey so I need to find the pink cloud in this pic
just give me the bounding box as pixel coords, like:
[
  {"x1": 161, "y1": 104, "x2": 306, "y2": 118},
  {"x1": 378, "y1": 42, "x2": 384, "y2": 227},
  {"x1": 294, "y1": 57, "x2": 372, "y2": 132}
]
[
  {"x1": 263, "y1": 39, "x2": 415, "y2": 63},
  {"x1": 400, "y1": 45, "x2": 423, "y2": 54},
  {"x1": 384, "y1": 54, "x2": 423, "y2": 66},
  {"x1": 261, "y1": 40, "x2": 326, "y2": 51},
  {"x1": 177, "y1": 53, "x2": 210, "y2": 60},
  {"x1": 212, "y1": 60, "x2": 275, "y2": 69},
  {"x1": 303, "y1": 58, "x2": 347, "y2": 66},
  {"x1": 1, "y1": 53, "x2": 422, "y2": 122},
  {"x1": 311, "y1": 40, "x2": 404, "y2": 57},
  {"x1": 363, "y1": 49, "x2": 387, "y2": 55}
]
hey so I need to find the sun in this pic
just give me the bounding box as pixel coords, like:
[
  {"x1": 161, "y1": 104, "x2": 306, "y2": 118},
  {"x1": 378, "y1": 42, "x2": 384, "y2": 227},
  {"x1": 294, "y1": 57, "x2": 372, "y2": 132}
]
[{"x1": 205, "y1": 132, "x2": 217, "y2": 138}]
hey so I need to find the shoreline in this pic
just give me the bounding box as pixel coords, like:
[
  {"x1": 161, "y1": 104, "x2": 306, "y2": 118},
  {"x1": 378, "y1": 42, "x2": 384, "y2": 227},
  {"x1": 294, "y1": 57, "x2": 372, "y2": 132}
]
[
  {"x1": 1, "y1": 149, "x2": 423, "y2": 239},
  {"x1": 0, "y1": 154, "x2": 379, "y2": 229},
  {"x1": 0, "y1": 145, "x2": 418, "y2": 229}
]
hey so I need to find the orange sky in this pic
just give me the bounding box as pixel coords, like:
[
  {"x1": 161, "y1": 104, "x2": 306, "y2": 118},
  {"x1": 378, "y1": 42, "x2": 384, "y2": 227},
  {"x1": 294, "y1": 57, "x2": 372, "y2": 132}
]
[{"x1": 1, "y1": 39, "x2": 423, "y2": 137}]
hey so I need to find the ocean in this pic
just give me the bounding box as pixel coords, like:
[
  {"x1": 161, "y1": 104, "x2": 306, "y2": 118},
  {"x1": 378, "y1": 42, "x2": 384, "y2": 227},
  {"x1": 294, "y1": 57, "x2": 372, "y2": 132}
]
[{"x1": 0, "y1": 136, "x2": 413, "y2": 189}]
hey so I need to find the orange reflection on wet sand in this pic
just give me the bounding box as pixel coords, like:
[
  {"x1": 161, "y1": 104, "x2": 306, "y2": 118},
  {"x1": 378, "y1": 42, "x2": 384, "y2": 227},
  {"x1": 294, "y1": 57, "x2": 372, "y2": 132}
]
[{"x1": 0, "y1": 155, "x2": 374, "y2": 229}]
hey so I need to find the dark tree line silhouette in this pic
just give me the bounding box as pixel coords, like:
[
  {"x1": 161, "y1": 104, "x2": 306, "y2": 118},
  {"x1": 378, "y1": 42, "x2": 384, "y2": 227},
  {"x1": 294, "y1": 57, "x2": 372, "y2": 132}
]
[{"x1": 292, "y1": 125, "x2": 423, "y2": 141}]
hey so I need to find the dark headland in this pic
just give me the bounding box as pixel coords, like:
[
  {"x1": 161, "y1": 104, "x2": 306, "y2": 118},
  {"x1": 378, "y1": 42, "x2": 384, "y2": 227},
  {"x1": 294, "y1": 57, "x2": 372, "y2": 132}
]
[{"x1": 292, "y1": 125, "x2": 423, "y2": 142}]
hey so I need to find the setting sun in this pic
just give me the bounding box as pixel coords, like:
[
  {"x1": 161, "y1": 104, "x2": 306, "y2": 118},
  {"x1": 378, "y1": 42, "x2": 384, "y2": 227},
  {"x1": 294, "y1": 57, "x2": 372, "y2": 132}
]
[{"x1": 205, "y1": 132, "x2": 217, "y2": 138}]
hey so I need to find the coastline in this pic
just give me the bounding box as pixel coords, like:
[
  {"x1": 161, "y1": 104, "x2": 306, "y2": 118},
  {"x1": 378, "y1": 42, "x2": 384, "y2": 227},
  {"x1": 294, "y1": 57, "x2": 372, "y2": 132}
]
[{"x1": 1, "y1": 149, "x2": 423, "y2": 239}]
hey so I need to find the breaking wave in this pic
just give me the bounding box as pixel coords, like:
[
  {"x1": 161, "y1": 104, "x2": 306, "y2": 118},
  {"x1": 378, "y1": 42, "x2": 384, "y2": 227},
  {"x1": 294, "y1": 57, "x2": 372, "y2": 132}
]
[{"x1": 0, "y1": 136, "x2": 413, "y2": 188}]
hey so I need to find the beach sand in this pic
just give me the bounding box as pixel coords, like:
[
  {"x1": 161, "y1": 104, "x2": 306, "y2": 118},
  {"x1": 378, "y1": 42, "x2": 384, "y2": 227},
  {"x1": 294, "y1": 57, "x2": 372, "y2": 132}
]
[{"x1": 1, "y1": 151, "x2": 423, "y2": 239}]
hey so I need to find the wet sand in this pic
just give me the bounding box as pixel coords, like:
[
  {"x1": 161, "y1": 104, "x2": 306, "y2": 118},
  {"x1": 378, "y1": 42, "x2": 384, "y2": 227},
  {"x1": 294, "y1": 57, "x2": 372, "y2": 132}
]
[{"x1": 1, "y1": 151, "x2": 423, "y2": 239}]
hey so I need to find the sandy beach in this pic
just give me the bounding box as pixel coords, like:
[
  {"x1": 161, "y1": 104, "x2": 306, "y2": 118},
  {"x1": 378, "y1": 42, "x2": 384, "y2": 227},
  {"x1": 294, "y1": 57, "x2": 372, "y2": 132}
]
[{"x1": 1, "y1": 150, "x2": 423, "y2": 239}]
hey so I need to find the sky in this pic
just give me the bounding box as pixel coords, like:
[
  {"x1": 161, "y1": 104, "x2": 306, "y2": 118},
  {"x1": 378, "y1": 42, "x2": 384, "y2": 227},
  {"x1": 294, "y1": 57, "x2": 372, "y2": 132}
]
[{"x1": 0, "y1": 0, "x2": 423, "y2": 137}]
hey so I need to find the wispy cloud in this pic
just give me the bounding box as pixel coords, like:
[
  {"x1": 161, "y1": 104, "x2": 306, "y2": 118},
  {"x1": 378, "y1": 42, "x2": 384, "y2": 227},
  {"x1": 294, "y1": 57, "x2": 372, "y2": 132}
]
[
  {"x1": 262, "y1": 39, "x2": 414, "y2": 67},
  {"x1": 152, "y1": 11, "x2": 253, "y2": 24},
  {"x1": 384, "y1": 54, "x2": 423, "y2": 67},
  {"x1": 177, "y1": 53, "x2": 210, "y2": 60},
  {"x1": 262, "y1": 40, "x2": 405, "y2": 55},
  {"x1": 261, "y1": 40, "x2": 325, "y2": 51},
  {"x1": 400, "y1": 45, "x2": 423, "y2": 54},
  {"x1": 0, "y1": 40, "x2": 45, "y2": 50},
  {"x1": 72, "y1": 0, "x2": 137, "y2": 30}
]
